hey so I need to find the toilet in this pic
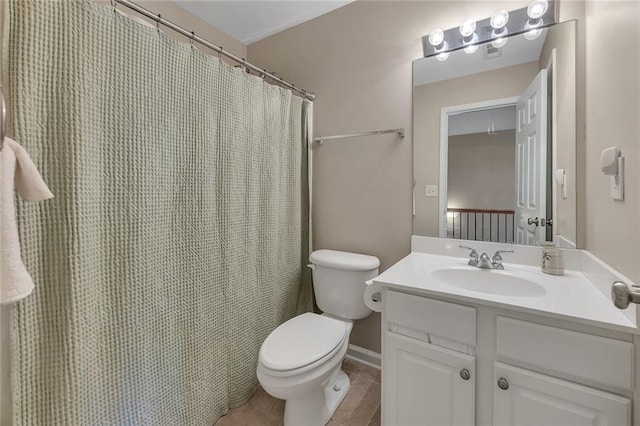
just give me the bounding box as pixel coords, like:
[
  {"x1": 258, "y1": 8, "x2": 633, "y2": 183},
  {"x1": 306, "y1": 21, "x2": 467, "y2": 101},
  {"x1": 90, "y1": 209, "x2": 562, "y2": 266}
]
[{"x1": 257, "y1": 249, "x2": 380, "y2": 426}]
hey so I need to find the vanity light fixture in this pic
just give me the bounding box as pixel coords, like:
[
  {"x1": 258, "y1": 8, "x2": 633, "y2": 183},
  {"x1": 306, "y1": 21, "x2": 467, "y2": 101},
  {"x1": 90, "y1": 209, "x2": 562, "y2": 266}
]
[{"x1": 421, "y1": 1, "x2": 555, "y2": 58}]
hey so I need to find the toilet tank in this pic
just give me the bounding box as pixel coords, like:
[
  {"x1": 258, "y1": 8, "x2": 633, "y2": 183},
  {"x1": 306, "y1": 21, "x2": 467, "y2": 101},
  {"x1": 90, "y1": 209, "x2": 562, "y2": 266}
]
[{"x1": 309, "y1": 250, "x2": 380, "y2": 320}]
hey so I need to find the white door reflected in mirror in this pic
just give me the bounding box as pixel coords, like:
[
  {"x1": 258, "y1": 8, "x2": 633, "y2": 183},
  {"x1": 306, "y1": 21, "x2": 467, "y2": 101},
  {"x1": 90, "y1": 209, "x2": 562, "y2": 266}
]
[{"x1": 515, "y1": 69, "x2": 548, "y2": 246}]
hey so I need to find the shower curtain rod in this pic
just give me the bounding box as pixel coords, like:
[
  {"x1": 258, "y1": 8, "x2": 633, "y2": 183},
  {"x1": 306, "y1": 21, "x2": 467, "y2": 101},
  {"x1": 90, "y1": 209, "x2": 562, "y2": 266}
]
[{"x1": 113, "y1": 0, "x2": 316, "y2": 101}]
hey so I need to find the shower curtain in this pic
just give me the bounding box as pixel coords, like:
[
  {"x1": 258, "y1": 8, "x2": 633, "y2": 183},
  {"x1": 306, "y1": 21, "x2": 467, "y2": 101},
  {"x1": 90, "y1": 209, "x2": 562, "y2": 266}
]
[{"x1": 3, "y1": 0, "x2": 312, "y2": 424}]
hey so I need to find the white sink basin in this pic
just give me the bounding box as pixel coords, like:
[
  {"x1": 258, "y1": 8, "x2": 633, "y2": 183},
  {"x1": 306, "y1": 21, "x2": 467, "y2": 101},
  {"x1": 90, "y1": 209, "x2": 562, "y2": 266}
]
[{"x1": 430, "y1": 267, "x2": 547, "y2": 297}]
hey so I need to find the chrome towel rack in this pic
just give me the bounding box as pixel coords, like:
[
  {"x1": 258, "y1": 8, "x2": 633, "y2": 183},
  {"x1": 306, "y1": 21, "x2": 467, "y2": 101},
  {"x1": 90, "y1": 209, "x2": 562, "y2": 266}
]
[
  {"x1": 314, "y1": 128, "x2": 405, "y2": 146},
  {"x1": 0, "y1": 86, "x2": 5, "y2": 150}
]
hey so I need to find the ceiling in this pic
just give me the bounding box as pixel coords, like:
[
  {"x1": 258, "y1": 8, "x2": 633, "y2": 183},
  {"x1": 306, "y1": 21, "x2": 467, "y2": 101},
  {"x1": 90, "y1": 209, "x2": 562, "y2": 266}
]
[
  {"x1": 449, "y1": 106, "x2": 517, "y2": 136},
  {"x1": 174, "y1": 1, "x2": 354, "y2": 45}
]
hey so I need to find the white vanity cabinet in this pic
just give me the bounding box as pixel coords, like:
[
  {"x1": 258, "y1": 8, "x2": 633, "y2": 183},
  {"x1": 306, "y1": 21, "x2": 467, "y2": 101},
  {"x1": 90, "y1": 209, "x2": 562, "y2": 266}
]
[
  {"x1": 381, "y1": 289, "x2": 634, "y2": 426},
  {"x1": 385, "y1": 332, "x2": 475, "y2": 425},
  {"x1": 383, "y1": 290, "x2": 477, "y2": 426},
  {"x1": 493, "y1": 362, "x2": 630, "y2": 425}
]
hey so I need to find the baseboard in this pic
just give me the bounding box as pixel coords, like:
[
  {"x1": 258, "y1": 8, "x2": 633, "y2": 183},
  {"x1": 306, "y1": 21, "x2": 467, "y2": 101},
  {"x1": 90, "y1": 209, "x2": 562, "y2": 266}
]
[{"x1": 346, "y1": 344, "x2": 381, "y2": 369}]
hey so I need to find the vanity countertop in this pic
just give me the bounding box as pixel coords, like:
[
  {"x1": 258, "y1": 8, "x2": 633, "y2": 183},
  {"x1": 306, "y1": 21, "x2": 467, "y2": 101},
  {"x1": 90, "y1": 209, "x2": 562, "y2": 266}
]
[{"x1": 372, "y1": 251, "x2": 638, "y2": 334}]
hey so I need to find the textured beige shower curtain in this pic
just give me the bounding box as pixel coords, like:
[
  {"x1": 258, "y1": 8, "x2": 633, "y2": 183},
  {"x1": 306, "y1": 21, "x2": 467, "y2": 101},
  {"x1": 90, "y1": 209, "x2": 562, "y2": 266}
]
[{"x1": 4, "y1": 0, "x2": 312, "y2": 424}]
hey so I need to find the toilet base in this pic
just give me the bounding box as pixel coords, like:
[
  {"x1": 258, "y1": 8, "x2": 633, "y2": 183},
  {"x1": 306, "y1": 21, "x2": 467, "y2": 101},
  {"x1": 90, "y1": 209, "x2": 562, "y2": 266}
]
[{"x1": 283, "y1": 369, "x2": 350, "y2": 426}]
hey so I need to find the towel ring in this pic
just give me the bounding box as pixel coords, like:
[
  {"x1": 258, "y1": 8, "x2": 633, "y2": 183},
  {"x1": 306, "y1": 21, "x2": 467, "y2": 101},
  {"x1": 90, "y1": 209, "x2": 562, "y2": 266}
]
[{"x1": 0, "y1": 86, "x2": 5, "y2": 151}]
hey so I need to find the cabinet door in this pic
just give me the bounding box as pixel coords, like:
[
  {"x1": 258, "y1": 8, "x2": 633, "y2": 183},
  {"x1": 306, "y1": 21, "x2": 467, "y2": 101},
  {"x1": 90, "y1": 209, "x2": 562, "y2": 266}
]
[
  {"x1": 384, "y1": 331, "x2": 475, "y2": 426},
  {"x1": 493, "y1": 362, "x2": 631, "y2": 426}
]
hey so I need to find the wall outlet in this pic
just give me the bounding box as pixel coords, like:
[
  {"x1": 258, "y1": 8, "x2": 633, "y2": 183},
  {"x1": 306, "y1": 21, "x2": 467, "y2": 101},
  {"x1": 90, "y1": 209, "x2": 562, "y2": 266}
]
[{"x1": 426, "y1": 185, "x2": 438, "y2": 197}]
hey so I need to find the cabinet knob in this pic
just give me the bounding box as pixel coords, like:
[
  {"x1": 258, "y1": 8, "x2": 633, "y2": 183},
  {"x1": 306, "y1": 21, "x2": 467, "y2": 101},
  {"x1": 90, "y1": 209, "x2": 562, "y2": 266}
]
[
  {"x1": 459, "y1": 368, "x2": 471, "y2": 381},
  {"x1": 497, "y1": 377, "x2": 509, "y2": 390}
]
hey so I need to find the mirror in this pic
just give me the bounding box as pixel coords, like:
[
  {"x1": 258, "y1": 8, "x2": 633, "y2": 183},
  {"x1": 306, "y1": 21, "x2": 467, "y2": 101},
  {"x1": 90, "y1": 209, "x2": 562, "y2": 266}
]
[{"x1": 413, "y1": 20, "x2": 577, "y2": 248}]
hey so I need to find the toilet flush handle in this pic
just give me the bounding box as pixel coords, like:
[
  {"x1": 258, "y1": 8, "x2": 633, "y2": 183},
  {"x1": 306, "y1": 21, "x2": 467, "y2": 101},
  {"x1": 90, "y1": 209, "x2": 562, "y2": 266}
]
[{"x1": 307, "y1": 264, "x2": 316, "y2": 270}]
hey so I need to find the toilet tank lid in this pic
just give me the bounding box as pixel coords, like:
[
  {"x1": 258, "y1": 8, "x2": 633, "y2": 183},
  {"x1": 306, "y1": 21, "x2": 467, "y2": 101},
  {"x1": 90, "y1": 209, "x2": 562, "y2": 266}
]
[{"x1": 309, "y1": 250, "x2": 380, "y2": 271}]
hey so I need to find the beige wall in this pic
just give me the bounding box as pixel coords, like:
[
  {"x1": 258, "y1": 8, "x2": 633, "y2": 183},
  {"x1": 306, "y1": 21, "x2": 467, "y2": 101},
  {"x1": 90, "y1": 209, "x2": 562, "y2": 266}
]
[
  {"x1": 248, "y1": 0, "x2": 531, "y2": 353},
  {"x1": 413, "y1": 61, "x2": 538, "y2": 236},
  {"x1": 584, "y1": 1, "x2": 640, "y2": 283},
  {"x1": 448, "y1": 130, "x2": 516, "y2": 211},
  {"x1": 540, "y1": 21, "x2": 577, "y2": 244}
]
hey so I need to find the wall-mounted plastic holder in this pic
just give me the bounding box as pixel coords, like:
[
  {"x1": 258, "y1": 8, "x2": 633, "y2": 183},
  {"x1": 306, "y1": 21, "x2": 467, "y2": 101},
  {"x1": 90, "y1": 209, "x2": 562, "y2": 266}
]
[
  {"x1": 600, "y1": 147, "x2": 624, "y2": 201},
  {"x1": 555, "y1": 169, "x2": 566, "y2": 199}
]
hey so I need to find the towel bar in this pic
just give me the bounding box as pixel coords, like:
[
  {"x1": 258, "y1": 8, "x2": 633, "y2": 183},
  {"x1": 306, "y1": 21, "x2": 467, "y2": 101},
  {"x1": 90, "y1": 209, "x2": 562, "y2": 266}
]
[{"x1": 314, "y1": 128, "x2": 405, "y2": 145}]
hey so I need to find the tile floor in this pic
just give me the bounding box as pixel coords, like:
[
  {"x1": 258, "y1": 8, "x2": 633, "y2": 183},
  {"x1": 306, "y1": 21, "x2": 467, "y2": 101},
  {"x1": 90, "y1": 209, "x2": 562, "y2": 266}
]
[{"x1": 215, "y1": 358, "x2": 381, "y2": 426}]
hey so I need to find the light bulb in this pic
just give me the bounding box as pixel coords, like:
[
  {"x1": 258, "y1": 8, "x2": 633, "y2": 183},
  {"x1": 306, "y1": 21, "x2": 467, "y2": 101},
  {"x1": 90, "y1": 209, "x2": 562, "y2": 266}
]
[
  {"x1": 524, "y1": 19, "x2": 543, "y2": 40},
  {"x1": 464, "y1": 33, "x2": 479, "y2": 45},
  {"x1": 492, "y1": 37, "x2": 508, "y2": 48},
  {"x1": 459, "y1": 19, "x2": 476, "y2": 38},
  {"x1": 491, "y1": 28, "x2": 508, "y2": 39},
  {"x1": 464, "y1": 44, "x2": 479, "y2": 54},
  {"x1": 527, "y1": 0, "x2": 549, "y2": 19},
  {"x1": 490, "y1": 10, "x2": 509, "y2": 29},
  {"x1": 525, "y1": 17, "x2": 543, "y2": 29},
  {"x1": 436, "y1": 51, "x2": 450, "y2": 62},
  {"x1": 428, "y1": 29, "x2": 445, "y2": 47},
  {"x1": 524, "y1": 28, "x2": 543, "y2": 40},
  {"x1": 434, "y1": 41, "x2": 448, "y2": 52},
  {"x1": 463, "y1": 33, "x2": 479, "y2": 53},
  {"x1": 434, "y1": 41, "x2": 449, "y2": 61}
]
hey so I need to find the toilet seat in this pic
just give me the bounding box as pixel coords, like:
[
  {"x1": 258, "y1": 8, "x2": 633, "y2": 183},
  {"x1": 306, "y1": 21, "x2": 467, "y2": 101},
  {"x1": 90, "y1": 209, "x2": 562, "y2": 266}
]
[{"x1": 259, "y1": 313, "x2": 347, "y2": 372}]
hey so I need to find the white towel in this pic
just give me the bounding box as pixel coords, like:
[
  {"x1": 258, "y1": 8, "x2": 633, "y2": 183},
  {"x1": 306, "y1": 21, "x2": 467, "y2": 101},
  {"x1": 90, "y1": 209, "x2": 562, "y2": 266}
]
[{"x1": 0, "y1": 137, "x2": 53, "y2": 304}]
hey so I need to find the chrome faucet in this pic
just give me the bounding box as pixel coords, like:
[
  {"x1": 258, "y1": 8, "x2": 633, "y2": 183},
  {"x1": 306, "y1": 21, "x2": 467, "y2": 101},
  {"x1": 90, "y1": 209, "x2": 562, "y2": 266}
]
[
  {"x1": 459, "y1": 246, "x2": 479, "y2": 266},
  {"x1": 490, "y1": 250, "x2": 514, "y2": 270},
  {"x1": 460, "y1": 246, "x2": 513, "y2": 270},
  {"x1": 477, "y1": 252, "x2": 494, "y2": 269}
]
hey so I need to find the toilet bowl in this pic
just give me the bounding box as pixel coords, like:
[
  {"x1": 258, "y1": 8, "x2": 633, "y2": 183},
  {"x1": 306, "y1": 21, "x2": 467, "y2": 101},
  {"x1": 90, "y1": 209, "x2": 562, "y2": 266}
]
[
  {"x1": 257, "y1": 313, "x2": 353, "y2": 426},
  {"x1": 257, "y1": 250, "x2": 380, "y2": 426}
]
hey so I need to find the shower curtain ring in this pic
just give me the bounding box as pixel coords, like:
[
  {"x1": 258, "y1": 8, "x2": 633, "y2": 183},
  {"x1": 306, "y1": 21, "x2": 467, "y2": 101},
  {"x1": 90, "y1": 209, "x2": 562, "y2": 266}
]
[
  {"x1": 111, "y1": 0, "x2": 116, "y2": 12},
  {"x1": 156, "y1": 14, "x2": 161, "y2": 31},
  {"x1": 217, "y1": 47, "x2": 222, "y2": 59},
  {"x1": 190, "y1": 31, "x2": 195, "y2": 48}
]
